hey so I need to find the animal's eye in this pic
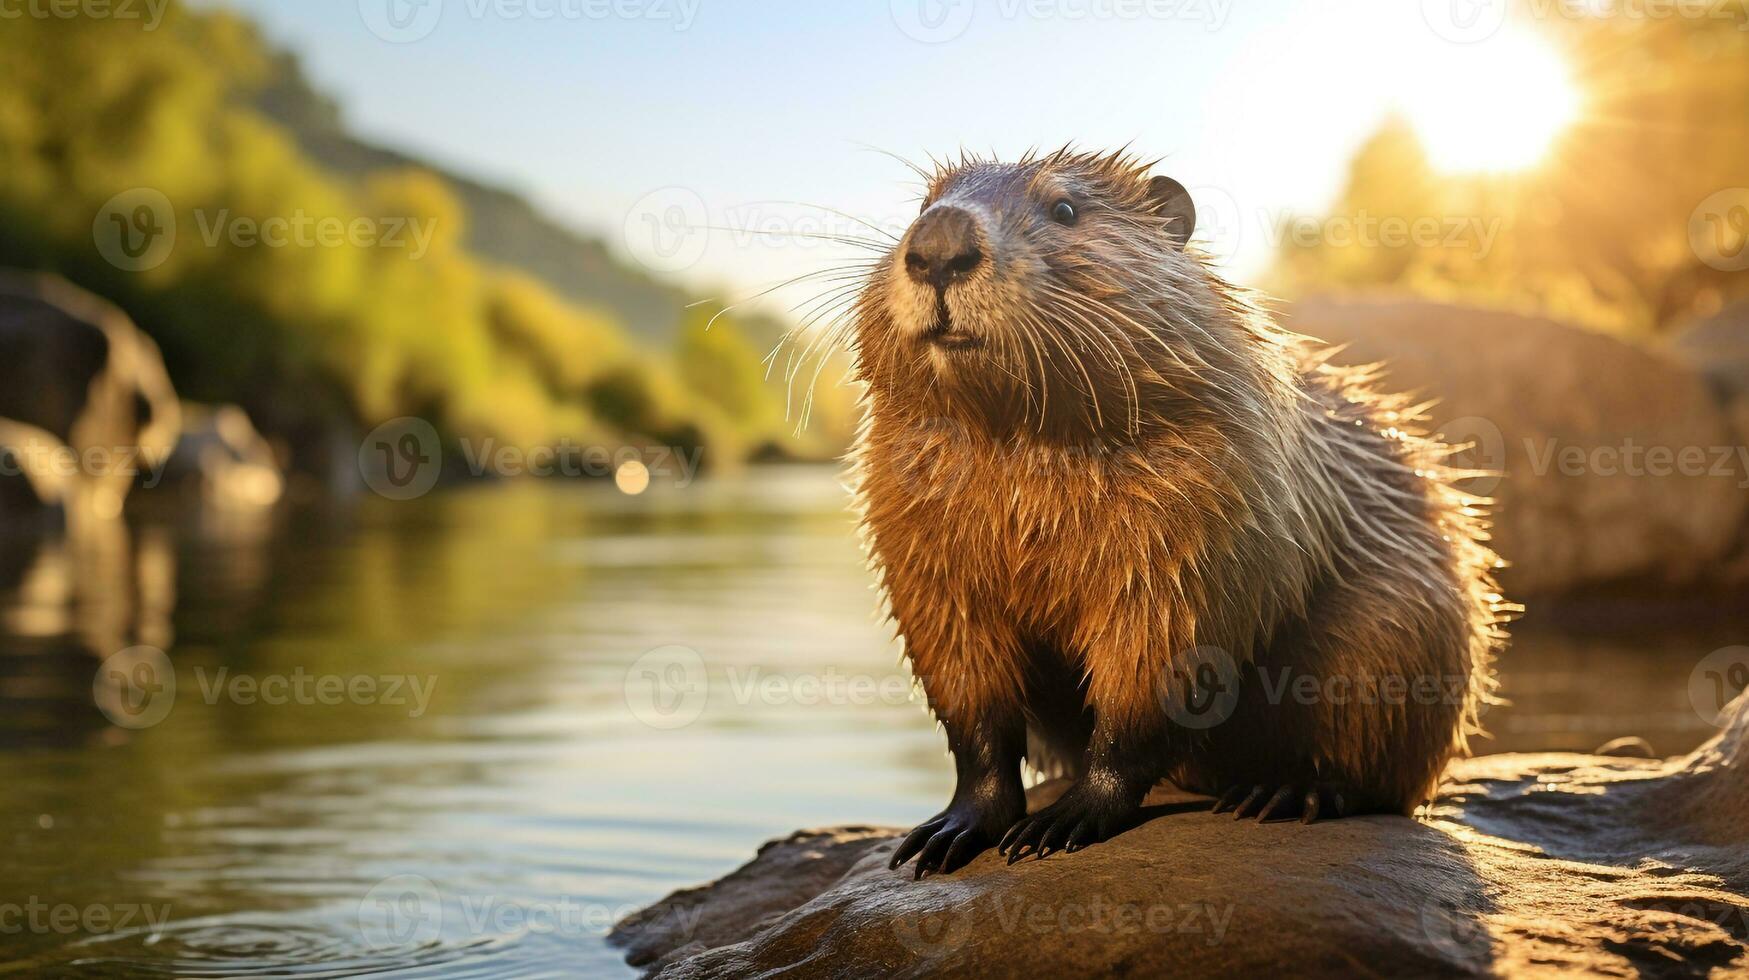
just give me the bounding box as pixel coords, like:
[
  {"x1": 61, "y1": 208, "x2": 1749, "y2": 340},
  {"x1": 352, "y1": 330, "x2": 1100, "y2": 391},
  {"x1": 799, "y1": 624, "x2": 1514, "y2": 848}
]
[{"x1": 1050, "y1": 199, "x2": 1076, "y2": 225}]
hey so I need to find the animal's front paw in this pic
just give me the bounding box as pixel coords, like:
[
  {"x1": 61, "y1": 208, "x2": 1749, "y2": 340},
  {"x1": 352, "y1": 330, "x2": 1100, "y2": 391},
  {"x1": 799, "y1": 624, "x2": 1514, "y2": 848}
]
[
  {"x1": 889, "y1": 795, "x2": 1023, "y2": 879},
  {"x1": 997, "y1": 781, "x2": 1140, "y2": 863}
]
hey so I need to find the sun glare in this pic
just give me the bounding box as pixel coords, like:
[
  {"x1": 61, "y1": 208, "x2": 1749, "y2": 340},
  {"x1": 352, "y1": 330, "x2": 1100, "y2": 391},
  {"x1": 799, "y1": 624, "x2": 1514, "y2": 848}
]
[{"x1": 1403, "y1": 29, "x2": 1582, "y2": 174}]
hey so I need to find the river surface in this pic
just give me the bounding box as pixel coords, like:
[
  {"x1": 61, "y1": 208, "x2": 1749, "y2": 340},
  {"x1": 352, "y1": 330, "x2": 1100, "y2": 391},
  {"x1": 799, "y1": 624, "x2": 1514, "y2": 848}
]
[{"x1": 0, "y1": 466, "x2": 1739, "y2": 977}]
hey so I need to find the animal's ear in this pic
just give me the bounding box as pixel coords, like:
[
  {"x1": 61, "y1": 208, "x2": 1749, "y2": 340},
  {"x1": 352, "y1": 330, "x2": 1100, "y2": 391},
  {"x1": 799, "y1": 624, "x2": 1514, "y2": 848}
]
[{"x1": 1145, "y1": 175, "x2": 1196, "y2": 249}]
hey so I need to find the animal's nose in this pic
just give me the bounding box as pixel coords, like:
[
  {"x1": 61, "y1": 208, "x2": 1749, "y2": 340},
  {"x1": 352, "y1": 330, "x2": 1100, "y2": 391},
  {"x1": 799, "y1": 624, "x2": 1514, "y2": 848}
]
[{"x1": 903, "y1": 207, "x2": 983, "y2": 290}]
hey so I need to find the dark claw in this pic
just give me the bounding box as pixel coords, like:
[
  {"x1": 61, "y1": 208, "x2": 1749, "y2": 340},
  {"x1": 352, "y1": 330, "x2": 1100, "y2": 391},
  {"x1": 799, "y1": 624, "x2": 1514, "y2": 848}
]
[
  {"x1": 1255, "y1": 786, "x2": 1296, "y2": 823},
  {"x1": 939, "y1": 832, "x2": 980, "y2": 874},
  {"x1": 891, "y1": 795, "x2": 1019, "y2": 878},
  {"x1": 1212, "y1": 785, "x2": 1247, "y2": 814},
  {"x1": 1232, "y1": 784, "x2": 1268, "y2": 820},
  {"x1": 1063, "y1": 819, "x2": 1093, "y2": 852},
  {"x1": 1038, "y1": 817, "x2": 1075, "y2": 857},
  {"x1": 999, "y1": 784, "x2": 1136, "y2": 863},
  {"x1": 890, "y1": 818, "x2": 944, "y2": 870},
  {"x1": 999, "y1": 817, "x2": 1043, "y2": 863},
  {"x1": 1217, "y1": 783, "x2": 1357, "y2": 825},
  {"x1": 913, "y1": 829, "x2": 958, "y2": 878}
]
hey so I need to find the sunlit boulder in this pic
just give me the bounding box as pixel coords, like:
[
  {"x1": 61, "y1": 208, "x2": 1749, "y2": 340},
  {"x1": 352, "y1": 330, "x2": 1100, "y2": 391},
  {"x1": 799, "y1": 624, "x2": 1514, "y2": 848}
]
[{"x1": 1282, "y1": 296, "x2": 1747, "y2": 597}]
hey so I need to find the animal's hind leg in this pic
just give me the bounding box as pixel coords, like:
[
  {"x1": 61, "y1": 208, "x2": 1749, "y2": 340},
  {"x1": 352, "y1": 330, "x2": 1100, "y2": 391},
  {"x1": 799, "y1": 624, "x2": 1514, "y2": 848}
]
[{"x1": 1192, "y1": 563, "x2": 1474, "y2": 824}]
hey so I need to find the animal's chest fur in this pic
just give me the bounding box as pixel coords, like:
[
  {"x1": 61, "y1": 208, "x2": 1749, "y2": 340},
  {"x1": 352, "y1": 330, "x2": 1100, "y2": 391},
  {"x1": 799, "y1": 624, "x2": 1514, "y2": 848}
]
[{"x1": 861, "y1": 425, "x2": 1191, "y2": 644}]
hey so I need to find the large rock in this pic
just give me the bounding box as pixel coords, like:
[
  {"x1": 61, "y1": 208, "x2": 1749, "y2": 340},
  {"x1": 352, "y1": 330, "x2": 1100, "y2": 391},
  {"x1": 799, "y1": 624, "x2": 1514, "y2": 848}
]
[
  {"x1": 1668, "y1": 298, "x2": 1749, "y2": 405},
  {"x1": 611, "y1": 696, "x2": 1749, "y2": 978},
  {"x1": 141, "y1": 403, "x2": 283, "y2": 509},
  {"x1": 1667, "y1": 299, "x2": 1749, "y2": 581},
  {"x1": 0, "y1": 272, "x2": 180, "y2": 530},
  {"x1": 1281, "y1": 297, "x2": 1748, "y2": 597}
]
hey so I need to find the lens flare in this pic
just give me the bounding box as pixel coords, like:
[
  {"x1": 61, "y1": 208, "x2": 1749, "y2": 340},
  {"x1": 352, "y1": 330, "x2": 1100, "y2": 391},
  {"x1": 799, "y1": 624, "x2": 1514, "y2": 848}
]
[{"x1": 1405, "y1": 28, "x2": 1582, "y2": 174}]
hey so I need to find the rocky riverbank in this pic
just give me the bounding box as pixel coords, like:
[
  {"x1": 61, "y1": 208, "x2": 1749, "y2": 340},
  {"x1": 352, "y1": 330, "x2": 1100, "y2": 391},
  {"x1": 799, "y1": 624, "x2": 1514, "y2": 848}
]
[{"x1": 611, "y1": 694, "x2": 1749, "y2": 978}]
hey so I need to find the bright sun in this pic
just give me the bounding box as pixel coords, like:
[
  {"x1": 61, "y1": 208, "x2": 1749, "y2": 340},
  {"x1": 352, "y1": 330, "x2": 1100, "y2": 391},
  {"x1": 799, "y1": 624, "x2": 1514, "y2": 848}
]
[{"x1": 1403, "y1": 28, "x2": 1582, "y2": 174}]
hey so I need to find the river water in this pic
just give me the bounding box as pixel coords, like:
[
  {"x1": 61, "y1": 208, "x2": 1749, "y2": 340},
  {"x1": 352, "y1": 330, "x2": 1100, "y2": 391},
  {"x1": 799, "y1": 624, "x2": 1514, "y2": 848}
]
[{"x1": 0, "y1": 466, "x2": 1736, "y2": 976}]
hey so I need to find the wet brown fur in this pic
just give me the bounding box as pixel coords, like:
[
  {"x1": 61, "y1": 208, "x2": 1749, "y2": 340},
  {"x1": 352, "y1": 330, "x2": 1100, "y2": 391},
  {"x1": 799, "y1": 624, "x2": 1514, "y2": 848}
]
[{"x1": 842, "y1": 149, "x2": 1510, "y2": 818}]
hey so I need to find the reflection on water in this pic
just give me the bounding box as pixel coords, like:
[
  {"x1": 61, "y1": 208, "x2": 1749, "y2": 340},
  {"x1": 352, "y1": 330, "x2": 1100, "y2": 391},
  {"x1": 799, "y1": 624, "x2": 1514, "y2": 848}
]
[{"x1": 0, "y1": 467, "x2": 1737, "y2": 976}]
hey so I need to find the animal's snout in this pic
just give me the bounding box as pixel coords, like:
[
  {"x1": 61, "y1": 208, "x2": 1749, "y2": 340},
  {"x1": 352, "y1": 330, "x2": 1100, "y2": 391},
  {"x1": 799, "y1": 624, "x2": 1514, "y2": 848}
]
[{"x1": 903, "y1": 206, "x2": 984, "y2": 290}]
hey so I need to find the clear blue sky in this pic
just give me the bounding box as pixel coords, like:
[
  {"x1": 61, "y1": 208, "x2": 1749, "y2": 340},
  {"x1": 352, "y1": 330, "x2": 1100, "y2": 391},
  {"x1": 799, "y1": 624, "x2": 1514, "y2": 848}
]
[{"x1": 194, "y1": 0, "x2": 1575, "y2": 315}]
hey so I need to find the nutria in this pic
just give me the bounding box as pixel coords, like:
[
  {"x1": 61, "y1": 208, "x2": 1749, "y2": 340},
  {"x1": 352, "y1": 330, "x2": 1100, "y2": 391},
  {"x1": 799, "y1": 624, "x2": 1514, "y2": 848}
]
[{"x1": 842, "y1": 149, "x2": 1510, "y2": 877}]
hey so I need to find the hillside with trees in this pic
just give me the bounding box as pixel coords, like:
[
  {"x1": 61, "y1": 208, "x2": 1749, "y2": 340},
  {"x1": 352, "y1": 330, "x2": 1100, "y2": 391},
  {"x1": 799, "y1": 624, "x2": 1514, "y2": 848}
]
[{"x1": 0, "y1": 2, "x2": 849, "y2": 478}]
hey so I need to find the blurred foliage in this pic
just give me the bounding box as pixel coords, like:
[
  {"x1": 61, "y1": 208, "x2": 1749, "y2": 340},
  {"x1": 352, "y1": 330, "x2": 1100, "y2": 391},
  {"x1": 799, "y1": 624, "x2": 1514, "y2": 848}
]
[
  {"x1": 1269, "y1": 4, "x2": 1749, "y2": 333},
  {"x1": 0, "y1": 2, "x2": 856, "y2": 474}
]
